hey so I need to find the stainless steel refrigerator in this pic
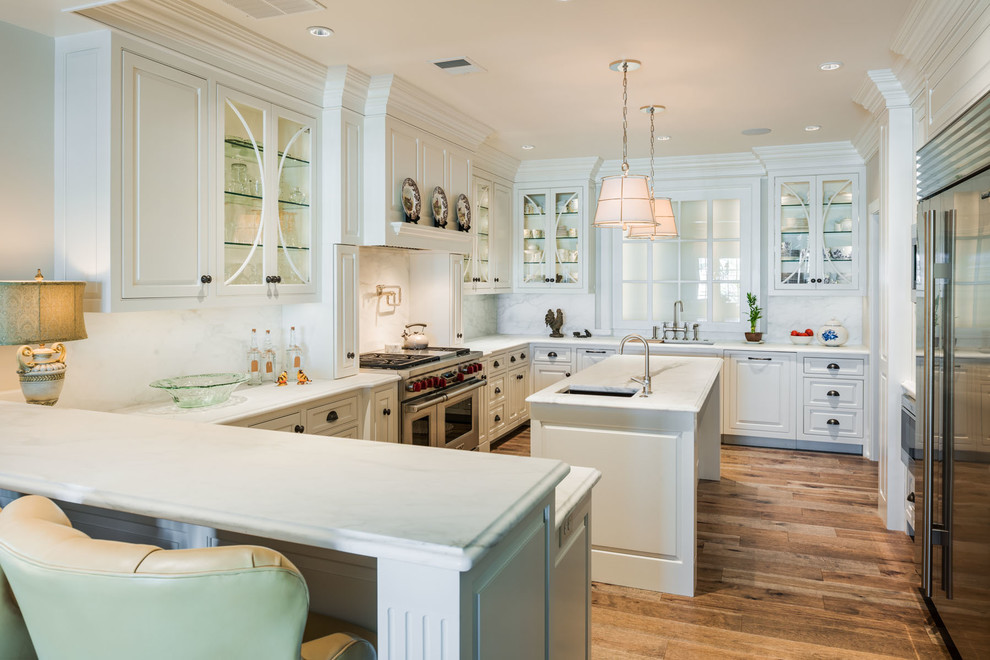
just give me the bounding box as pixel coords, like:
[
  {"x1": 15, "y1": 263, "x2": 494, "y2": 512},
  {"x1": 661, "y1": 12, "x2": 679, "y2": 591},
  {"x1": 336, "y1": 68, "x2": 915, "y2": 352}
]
[{"x1": 915, "y1": 92, "x2": 990, "y2": 658}]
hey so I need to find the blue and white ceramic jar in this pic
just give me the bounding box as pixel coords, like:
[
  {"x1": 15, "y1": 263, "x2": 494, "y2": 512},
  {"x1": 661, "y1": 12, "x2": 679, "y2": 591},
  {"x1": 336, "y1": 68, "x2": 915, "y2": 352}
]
[{"x1": 817, "y1": 318, "x2": 849, "y2": 347}]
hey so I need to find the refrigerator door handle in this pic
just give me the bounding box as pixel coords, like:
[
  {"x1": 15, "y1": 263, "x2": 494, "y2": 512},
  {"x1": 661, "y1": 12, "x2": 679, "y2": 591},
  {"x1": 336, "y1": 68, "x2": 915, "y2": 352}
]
[
  {"x1": 921, "y1": 207, "x2": 936, "y2": 599},
  {"x1": 942, "y1": 208, "x2": 955, "y2": 600}
]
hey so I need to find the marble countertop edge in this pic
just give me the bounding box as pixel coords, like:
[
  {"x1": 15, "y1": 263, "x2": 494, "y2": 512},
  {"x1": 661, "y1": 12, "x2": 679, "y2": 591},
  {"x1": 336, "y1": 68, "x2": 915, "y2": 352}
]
[{"x1": 554, "y1": 467, "x2": 601, "y2": 528}]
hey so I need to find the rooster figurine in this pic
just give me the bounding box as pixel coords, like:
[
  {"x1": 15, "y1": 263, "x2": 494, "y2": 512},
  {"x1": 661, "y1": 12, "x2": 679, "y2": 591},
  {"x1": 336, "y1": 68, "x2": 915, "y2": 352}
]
[{"x1": 544, "y1": 308, "x2": 565, "y2": 338}]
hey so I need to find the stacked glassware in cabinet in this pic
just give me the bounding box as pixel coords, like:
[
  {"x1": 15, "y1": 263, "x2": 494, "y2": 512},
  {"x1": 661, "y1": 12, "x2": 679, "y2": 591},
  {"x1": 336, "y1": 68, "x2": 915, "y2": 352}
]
[
  {"x1": 772, "y1": 174, "x2": 860, "y2": 294},
  {"x1": 519, "y1": 188, "x2": 584, "y2": 288}
]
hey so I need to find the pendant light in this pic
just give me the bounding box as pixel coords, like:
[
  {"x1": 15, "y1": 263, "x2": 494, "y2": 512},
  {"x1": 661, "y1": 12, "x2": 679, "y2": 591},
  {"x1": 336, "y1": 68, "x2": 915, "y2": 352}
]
[
  {"x1": 594, "y1": 60, "x2": 655, "y2": 229},
  {"x1": 627, "y1": 104, "x2": 678, "y2": 240}
]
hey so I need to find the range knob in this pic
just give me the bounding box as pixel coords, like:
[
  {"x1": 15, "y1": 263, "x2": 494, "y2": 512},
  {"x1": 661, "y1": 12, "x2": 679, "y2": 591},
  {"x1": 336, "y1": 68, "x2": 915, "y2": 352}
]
[
  {"x1": 438, "y1": 377, "x2": 447, "y2": 387},
  {"x1": 456, "y1": 373, "x2": 465, "y2": 382},
  {"x1": 413, "y1": 381, "x2": 423, "y2": 392}
]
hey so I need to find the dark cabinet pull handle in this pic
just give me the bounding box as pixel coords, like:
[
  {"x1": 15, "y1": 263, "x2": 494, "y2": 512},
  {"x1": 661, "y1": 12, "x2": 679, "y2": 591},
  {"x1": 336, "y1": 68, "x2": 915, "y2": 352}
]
[
  {"x1": 826, "y1": 418, "x2": 839, "y2": 426},
  {"x1": 511, "y1": 356, "x2": 516, "y2": 363},
  {"x1": 548, "y1": 351, "x2": 558, "y2": 358},
  {"x1": 748, "y1": 357, "x2": 772, "y2": 361},
  {"x1": 383, "y1": 408, "x2": 391, "y2": 416},
  {"x1": 293, "y1": 425, "x2": 304, "y2": 433},
  {"x1": 494, "y1": 415, "x2": 501, "y2": 423},
  {"x1": 493, "y1": 360, "x2": 500, "y2": 368},
  {"x1": 346, "y1": 352, "x2": 355, "y2": 359},
  {"x1": 826, "y1": 390, "x2": 840, "y2": 397},
  {"x1": 826, "y1": 363, "x2": 840, "y2": 371},
  {"x1": 565, "y1": 372, "x2": 571, "y2": 377},
  {"x1": 276, "y1": 275, "x2": 282, "y2": 284},
  {"x1": 520, "y1": 353, "x2": 526, "y2": 359},
  {"x1": 516, "y1": 374, "x2": 524, "y2": 380},
  {"x1": 326, "y1": 411, "x2": 338, "y2": 423},
  {"x1": 494, "y1": 387, "x2": 501, "y2": 395},
  {"x1": 266, "y1": 275, "x2": 274, "y2": 284},
  {"x1": 200, "y1": 274, "x2": 212, "y2": 284},
  {"x1": 907, "y1": 492, "x2": 916, "y2": 503}
]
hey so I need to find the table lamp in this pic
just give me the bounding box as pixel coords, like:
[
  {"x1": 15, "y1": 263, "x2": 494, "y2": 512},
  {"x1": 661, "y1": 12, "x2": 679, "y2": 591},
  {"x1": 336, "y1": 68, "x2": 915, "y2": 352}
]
[{"x1": 0, "y1": 270, "x2": 87, "y2": 406}]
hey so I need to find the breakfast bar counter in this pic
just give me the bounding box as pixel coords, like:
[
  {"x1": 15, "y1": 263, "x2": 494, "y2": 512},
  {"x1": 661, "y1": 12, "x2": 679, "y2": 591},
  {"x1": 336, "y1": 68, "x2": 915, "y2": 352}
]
[{"x1": 0, "y1": 401, "x2": 574, "y2": 658}]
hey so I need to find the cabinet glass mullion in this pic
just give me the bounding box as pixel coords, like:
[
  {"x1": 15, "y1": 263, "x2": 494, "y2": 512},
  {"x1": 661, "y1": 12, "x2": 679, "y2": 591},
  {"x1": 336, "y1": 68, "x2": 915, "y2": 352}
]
[{"x1": 274, "y1": 110, "x2": 313, "y2": 286}]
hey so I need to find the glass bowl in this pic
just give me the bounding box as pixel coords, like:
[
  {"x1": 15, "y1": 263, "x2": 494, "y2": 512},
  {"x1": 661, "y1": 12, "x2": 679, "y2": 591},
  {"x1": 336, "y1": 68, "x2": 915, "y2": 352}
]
[{"x1": 150, "y1": 373, "x2": 249, "y2": 408}]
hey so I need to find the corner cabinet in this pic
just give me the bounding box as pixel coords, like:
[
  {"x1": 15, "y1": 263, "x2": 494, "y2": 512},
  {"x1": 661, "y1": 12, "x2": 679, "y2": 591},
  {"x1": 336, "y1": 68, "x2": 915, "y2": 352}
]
[
  {"x1": 218, "y1": 87, "x2": 316, "y2": 298},
  {"x1": 516, "y1": 186, "x2": 589, "y2": 291},
  {"x1": 771, "y1": 173, "x2": 864, "y2": 294},
  {"x1": 463, "y1": 175, "x2": 512, "y2": 293}
]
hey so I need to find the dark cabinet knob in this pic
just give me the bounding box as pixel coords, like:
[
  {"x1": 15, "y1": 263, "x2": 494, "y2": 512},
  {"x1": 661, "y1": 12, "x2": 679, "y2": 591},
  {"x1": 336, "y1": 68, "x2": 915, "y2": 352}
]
[
  {"x1": 276, "y1": 275, "x2": 282, "y2": 283},
  {"x1": 826, "y1": 418, "x2": 839, "y2": 426},
  {"x1": 266, "y1": 275, "x2": 274, "y2": 284},
  {"x1": 494, "y1": 277, "x2": 499, "y2": 282},
  {"x1": 346, "y1": 352, "x2": 355, "y2": 359},
  {"x1": 383, "y1": 408, "x2": 391, "y2": 416},
  {"x1": 548, "y1": 352, "x2": 558, "y2": 358},
  {"x1": 516, "y1": 374, "x2": 524, "y2": 380},
  {"x1": 907, "y1": 492, "x2": 916, "y2": 502},
  {"x1": 565, "y1": 372, "x2": 571, "y2": 377},
  {"x1": 520, "y1": 353, "x2": 526, "y2": 359},
  {"x1": 200, "y1": 274, "x2": 212, "y2": 284},
  {"x1": 826, "y1": 390, "x2": 840, "y2": 397},
  {"x1": 493, "y1": 360, "x2": 500, "y2": 368},
  {"x1": 510, "y1": 356, "x2": 516, "y2": 363},
  {"x1": 826, "y1": 363, "x2": 840, "y2": 371},
  {"x1": 494, "y1": 387, "x2": 502, "y2": 395},
  {"x1": 293, "y1": 425, "x2": 304, "y2": 433},
  {"x1": 494, "y1": 415, "x2": 501, "y2": 423},
  {"x1": 326, "y1": 411, "x2": 339, "y2": 423}
]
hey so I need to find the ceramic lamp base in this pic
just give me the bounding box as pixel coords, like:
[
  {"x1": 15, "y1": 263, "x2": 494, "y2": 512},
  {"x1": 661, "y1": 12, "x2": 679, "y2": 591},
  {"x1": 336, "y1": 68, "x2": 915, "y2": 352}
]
[{"x1": 16, "y1": 343, "x2": 67, "y2": 406}]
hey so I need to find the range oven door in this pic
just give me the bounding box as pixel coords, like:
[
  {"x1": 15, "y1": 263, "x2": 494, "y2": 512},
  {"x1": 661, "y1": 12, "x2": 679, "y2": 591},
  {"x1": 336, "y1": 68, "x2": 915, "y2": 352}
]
[
  {"x1": 436, "y1": 380, "x2": 483, "y2": 451},
  {"x1": 401, "y1": 400, "x2": 438, "y2": 448}
]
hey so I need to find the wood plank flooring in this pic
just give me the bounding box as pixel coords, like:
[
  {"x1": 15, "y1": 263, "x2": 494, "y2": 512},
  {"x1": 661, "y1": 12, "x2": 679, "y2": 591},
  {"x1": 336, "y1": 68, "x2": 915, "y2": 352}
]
[{"x1": 492, "y1": 426, "x2": 949, "y2": 659}]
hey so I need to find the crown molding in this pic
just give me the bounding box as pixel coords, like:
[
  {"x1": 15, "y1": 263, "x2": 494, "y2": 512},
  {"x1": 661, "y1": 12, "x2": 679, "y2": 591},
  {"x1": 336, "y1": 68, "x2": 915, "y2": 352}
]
[
  {"x1": 515, "y1": 157, "x2": 603, "y2": 184},
  {"x1": 752, "y1": 142, "x2": 865, "y2": 171},
  {"x1": 891, "y1": 0, "x2": 985, "y2": 75},
  {"x1": 365, "y1": 74, "x2": 493, "y2": 150},
  {"x1": 868, "y1": 69, "x2": 912, "y2": 109},
  {"x1": 324, "y1": 66, "x2": 370, "y2": 113},
  {"x1": 853, "y1": 121, "x2": 881, "y2": 162},
  {"x1": 473, "y1": 143, "x2": 520, "y2": 183},
  {"x1": 598, "y1": 152, "x2": 765, "y2": 181},
  {"x1": 74, "y1": 0, "x2": 327, "y2": 105}
]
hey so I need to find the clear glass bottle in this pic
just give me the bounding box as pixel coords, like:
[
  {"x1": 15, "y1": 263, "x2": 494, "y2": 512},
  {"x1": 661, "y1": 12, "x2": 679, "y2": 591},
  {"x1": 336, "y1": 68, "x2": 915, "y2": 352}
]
[
  {"x1": 285, "y1": 326, "x2": 302, "y2": 380},
  {"x1": 262, "y1": 329, "x2": 277, "y2": 383},
  {"x1": 247, "y1": 328, "x2": 262, "y2": 386}
]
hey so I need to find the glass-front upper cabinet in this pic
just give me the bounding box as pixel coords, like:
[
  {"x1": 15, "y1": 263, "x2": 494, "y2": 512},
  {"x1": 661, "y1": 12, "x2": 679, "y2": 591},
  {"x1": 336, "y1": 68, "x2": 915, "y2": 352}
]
[
  {"x1": 219, "y1": 87, "x2": 315, "y2": 297},
  {"x1": 771, "y1": 173, "x2": 862, "y2": 294},
  {"x1": 517, "y1": 186, "x2": 587, "y2": 290},
  {"x1": 464, "y1": 178, "x2": 492, "y2": 288}
]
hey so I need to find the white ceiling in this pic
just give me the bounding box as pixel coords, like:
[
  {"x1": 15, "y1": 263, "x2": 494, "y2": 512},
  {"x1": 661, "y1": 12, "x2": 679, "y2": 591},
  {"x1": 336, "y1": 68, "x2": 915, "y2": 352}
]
[{"x1": 0, "y1": 0, "x2": 915, "y2": 160}]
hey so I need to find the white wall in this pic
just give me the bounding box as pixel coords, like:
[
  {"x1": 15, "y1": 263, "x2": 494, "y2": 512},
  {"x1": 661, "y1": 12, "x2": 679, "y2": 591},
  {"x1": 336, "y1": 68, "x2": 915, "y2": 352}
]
[{"x1": 0, "y1": 22, "x2": 55, "y2": 391}]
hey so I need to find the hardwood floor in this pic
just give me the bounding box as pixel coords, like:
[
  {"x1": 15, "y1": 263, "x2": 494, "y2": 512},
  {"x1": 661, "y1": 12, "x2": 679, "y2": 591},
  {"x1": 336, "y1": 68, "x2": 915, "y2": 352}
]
[{"x1": 492, "y1": 426, "x2": 949, "y2": 659}]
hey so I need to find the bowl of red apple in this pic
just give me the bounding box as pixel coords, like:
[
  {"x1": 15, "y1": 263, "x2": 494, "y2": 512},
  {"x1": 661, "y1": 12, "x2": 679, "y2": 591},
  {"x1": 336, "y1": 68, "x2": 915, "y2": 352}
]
[{"x1": 790, "y1": 328, "x2": 814, "y2": 344}]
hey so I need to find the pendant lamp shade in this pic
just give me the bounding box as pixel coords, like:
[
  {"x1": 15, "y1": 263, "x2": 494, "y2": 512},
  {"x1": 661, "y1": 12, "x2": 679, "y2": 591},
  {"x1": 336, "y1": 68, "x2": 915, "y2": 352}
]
[
  {"x1": 594, "y1": 174, "x2": 655, "y2": 228},
  {"x1": 627, "y1": 198, "x2": 678, "y2": 240}
]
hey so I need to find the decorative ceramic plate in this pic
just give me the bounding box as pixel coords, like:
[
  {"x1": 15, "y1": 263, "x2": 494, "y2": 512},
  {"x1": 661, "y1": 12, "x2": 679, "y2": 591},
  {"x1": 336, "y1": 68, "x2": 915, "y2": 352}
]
[
  {"x1": 432, "y1": 186, "x2": 448, "y2": 228},
  {"x1": 456, "y1": 194, "x2": 471, "y2": 232},
  {"x1": 401, "y1": 178, "x2": 421, "y2": 222}
]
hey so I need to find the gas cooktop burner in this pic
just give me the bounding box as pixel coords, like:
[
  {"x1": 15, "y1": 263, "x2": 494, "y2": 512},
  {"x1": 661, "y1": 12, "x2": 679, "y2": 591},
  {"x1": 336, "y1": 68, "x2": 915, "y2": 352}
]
[{"x1": 359, "y1": 353, "x2": 441, "y2": 369}]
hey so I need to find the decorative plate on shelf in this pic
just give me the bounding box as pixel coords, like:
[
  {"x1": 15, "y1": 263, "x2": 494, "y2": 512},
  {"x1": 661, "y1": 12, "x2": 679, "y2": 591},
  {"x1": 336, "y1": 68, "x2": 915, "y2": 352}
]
[
  {"x1": 432, "y1": 186, "x2": 448, "y2": 228},
  {"x1": 456, "y1": 194, "x2": 471, "y2": 232},
  {"x1": 401, "y1": 178, "x2": 421, "y2": 222}
]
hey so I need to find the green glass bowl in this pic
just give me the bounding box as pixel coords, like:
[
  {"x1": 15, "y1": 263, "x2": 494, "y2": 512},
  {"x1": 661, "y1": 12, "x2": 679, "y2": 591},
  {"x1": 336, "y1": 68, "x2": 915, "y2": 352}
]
[{"x1": 150, "y1": 373, "x2": 249, "y2": 408}]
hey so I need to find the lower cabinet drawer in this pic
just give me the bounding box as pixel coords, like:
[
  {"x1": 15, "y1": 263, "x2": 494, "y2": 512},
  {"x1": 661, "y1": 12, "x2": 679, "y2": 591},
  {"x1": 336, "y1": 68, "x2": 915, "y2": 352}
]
[
  {"x1": 804, "y1": 356, "x2": 865, "y2": 377},
  {"x1": 249, "y1": 411, "x2": 302, "y2": 433},
  {"x1": 489, "y1": 403, "x2": 506, "y2": 435},
  {"x1": 804, "y1": 408, "x2": 864, "y2": 440},
  {"x1": 312, "y1": 424, "x2": 359, "y2": 439},
  {"x1": 804, "y1": 378, "x2": 864, "y2": 408},
  {"x1": 306, "y1": 394, "x2": 360, "y2": 435},
  {"x1": 533, "y1": 346, "x2": 572, "y2": 363},
  {"x1": 488, "y1": 374, "x2": 507, "y2": 406}
]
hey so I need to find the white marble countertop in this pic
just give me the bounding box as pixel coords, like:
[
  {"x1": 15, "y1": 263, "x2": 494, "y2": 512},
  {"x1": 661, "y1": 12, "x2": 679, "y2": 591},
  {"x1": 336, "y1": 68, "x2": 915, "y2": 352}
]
[
  {"x1": 0, "y1": 401, "x2": 568, "y2": 572},
  {"x1": 902, "y1": 380, "x2": 917, "y2": 399},
  {"x1": 113, "y1": 373, "x2": 399, "y2": 424},
  {"x1": 466, "y1": 334, "x2": 869, "y2": 357},
  {"x1": 527, "y1": 354, "x2": 722, "y2": 413},
  {"x1": 554, "y1": 466, "x2": 601, "y2": 529}
]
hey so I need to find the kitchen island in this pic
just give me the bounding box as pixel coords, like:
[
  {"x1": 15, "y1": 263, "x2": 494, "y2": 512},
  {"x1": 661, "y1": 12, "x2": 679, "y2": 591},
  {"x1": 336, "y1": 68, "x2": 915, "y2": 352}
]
[
  {"x1": 0, "y1": 401, "x2": 593, "y2": 659},
  {"x1": 528, "y1": 353, "x2": 722, "y2": 597}
]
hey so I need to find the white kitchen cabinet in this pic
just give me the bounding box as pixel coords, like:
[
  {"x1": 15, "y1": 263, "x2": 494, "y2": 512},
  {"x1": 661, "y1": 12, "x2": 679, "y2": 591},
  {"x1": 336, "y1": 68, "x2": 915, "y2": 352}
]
[
  {"x1": 517, "y1": 186, "x2": 590, "y2": 290},
  {"x1": 410, "y1": 253, "x2": 464, "y2": 345},
  {"x1": 464, "y1": 176, "x2": 512, "y2": 293},
  {"x1": 799, "y1": 355, "x2": 867, "y2": 449},
  {"x1": 771, "y1": 172, "x2": 865, "y2": 294},
  {"x1": 507, "y1": 364, "x2": 530, "y2": 426},
  {"x1": 333, "y1": 245, "x2": 359, "y2": 378},
  {"x1": 217, "y1": 86, "x2": 317, "y2": 299},
  {"x1": 369, "y1": 384, "x2": 398, "y2": 443},
  {"x1": 56, "y1": 34, "x2": 321, "y2": 312},
  {"x1": 531, "y1": 344, "x2": 574, "y2": 392},
  {"x1": 232, "y1": 392, "x2": 362, "y2": 438},
  {"x1": 576, "y1": 348, "x2": 616, "y2": 371},
  {"x1": 724, "y1": 351, "x2": 796, "y2": 438},
  {"x1": 120, "y1": 52, "x2": 209, "y2": 301}
]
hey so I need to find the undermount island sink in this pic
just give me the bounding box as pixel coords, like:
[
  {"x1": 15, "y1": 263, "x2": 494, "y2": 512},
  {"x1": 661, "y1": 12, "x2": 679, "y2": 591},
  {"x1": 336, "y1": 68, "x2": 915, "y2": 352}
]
[
  {"x1": 561, "y1": 384, "x2": 639, "y2": 398},
  {"x1": 647, "y1": 338, "x2": 714, "y2": 345}
]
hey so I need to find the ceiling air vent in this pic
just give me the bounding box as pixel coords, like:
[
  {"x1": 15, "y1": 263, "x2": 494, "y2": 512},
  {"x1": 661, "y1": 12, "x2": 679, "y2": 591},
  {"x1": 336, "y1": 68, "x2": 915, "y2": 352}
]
[
  {"x1": 221, "y1": 0, "x2": 326, "y2": 19},
  {"x1": 429, "y1": 57, "x2": 486, "y2": 75}
]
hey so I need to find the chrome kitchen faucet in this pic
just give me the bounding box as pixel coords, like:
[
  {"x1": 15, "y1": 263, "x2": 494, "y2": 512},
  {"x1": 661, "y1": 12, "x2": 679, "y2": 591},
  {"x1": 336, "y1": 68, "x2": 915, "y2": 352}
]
[{"x1": 619, "y1": 334, "x2": 652, "y2": 396}]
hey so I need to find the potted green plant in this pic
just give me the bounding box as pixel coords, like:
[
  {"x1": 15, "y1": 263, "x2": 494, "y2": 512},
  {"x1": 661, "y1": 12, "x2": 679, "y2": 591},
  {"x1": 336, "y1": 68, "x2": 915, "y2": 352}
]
[{"x1": 745, "y1": 292, "x2": 763, "y2": 343}]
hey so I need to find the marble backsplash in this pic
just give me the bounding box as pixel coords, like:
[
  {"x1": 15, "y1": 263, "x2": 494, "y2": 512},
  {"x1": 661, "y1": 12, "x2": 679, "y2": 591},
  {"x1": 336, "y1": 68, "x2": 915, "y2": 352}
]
[
  {"x1": 764, "y1": 295, "x2": 865, "y2": 344},
  {"x1": 359, "y1": 247, "x2": 411, "y2": 351},
  {"x1": 43, "y1": 306, "x2": 284, "y2": 411},
  {"x1": 497, "y1": 293, "x2": 598, "y2": 337},
  {"x1": 463, "y1": 295, "x2": 497, "y2": 339}
]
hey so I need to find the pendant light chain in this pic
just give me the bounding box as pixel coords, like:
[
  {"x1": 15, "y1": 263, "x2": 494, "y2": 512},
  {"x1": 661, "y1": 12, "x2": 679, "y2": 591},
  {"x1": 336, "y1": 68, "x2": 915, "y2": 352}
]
[
  {"x1": 649, "y1": 106, "x2": 656, "y2": 194},
  {"x1": 621, "y1": 61, "x2": 629, "y2": 174}
]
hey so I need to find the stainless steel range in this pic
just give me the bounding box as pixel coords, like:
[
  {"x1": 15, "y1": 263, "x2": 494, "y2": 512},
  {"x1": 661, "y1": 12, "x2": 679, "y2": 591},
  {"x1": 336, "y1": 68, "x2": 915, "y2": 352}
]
[{"x1": 360, "y1": 347, "x2": 484, "y2": 450}]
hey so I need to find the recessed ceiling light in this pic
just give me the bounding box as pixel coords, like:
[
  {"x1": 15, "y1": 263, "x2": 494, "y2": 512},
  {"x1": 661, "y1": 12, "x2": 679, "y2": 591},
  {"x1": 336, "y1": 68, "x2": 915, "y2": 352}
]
[
  {"x1": 522, "y1": 144, "x2": 535, "y2": 150},
  {"x1": 656, "y1": 135, "x2": 671, "y2": 141},
  {"x1": 819, "y1": 61, "x2": 842, "y2": 71},
  {"x1": 741, "y1": 128, "x2": 771, "y2": 136},
  {"x1": 307, "y1": 26, "x2": 333, "y2": 37},
  {"x1": 805, "y1": 125, "x2": 822, "y2": 132}
]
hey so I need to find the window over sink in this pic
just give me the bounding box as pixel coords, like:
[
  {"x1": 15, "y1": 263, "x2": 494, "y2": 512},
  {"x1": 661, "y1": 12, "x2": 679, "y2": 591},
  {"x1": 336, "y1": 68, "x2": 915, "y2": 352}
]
[{"x1": 611, "y1": 185, "x2": 758, "y2": 332}]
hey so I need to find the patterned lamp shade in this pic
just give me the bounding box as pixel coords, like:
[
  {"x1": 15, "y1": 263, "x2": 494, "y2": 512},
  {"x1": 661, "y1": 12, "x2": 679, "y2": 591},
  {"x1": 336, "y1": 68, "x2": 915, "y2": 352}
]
[
  {"x1": 0, "y1": 279, "x2": 88, "y2": 346},
  {"x1": 594, "y1": 174, "x2": 655, "y2": 228}
]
